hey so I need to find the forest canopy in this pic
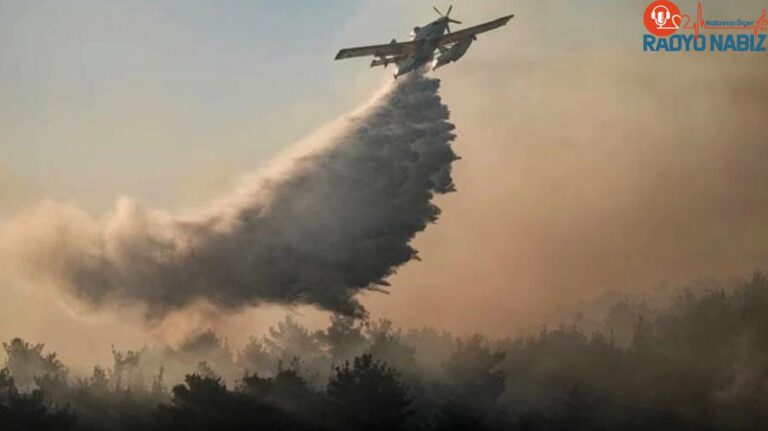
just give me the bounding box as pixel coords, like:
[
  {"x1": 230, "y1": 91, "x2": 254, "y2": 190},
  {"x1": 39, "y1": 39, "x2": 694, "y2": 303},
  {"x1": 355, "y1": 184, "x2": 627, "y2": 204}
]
[{"x1": 2, "y1": 271, "x2": 768, "y2": 431}]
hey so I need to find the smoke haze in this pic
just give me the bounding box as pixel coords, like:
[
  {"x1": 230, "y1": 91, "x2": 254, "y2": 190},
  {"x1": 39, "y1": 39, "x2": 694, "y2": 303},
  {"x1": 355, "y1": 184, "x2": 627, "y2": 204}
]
[
  {"x1": 364, "y1": 0, "x2": 768, "y2": 335},
  {"x1": 0, "y1": 74, "x2": 456, "y2": 320},
  {"x1": 1, "y1": 0, "x2": 768, "y2": 367}
]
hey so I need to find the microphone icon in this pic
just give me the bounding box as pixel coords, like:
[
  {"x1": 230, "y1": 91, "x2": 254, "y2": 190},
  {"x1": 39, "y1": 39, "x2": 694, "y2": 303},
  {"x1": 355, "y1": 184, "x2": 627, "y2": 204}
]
[{"x1": 651, "y1": 5, "x2": 671, "y2": 27}]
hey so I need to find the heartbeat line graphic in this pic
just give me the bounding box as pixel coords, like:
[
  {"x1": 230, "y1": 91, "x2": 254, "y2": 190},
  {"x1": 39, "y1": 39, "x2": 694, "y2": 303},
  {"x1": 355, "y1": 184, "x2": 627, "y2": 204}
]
[{"x1": 680, "y1": 2, "x2": 768, "y2": 38}]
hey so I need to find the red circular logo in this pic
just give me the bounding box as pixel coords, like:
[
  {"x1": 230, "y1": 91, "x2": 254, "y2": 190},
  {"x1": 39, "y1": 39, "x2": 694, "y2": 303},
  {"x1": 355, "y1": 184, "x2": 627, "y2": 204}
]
[{"x1": 644, "y1": 0, "x2": 681, "y2": 37}]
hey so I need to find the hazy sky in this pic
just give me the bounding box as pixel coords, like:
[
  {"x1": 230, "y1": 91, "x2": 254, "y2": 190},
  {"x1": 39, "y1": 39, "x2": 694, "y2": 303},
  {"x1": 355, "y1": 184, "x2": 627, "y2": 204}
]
[{"x1": 2, "y1": 0, "x2": 767, "y2": 370}]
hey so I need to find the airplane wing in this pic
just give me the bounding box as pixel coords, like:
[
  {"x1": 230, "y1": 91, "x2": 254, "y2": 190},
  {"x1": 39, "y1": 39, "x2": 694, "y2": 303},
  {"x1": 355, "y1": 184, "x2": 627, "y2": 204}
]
[
  {"x1": 335, "y1": 40, "x2": 420, "y2": 60},
  {"x1": 437, "y1": 14, "x2": 514, "y2": 46}
]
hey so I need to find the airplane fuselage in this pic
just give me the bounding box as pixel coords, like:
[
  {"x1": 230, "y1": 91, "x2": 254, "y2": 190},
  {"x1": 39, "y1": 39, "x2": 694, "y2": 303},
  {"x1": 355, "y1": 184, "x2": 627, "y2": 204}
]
[{"x1": 394, "y1": 18, "x2": 450, "y2": 77}]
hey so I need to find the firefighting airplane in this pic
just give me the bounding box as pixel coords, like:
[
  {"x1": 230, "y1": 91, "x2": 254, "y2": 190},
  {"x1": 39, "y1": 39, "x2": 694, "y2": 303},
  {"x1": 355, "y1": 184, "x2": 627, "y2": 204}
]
[{"x1": 334, "y1": 6, "x2": 514, "y2": 78}]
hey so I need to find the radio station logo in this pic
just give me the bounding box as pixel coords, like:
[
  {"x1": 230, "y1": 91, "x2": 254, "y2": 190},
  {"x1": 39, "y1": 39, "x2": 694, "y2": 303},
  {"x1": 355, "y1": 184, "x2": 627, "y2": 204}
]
[
  {"x1": 644, "y1": 0, "x2": 682, "y2": 37},
  {"x1": 643, "y1": 1, "x2": 768, "y2": 52}
]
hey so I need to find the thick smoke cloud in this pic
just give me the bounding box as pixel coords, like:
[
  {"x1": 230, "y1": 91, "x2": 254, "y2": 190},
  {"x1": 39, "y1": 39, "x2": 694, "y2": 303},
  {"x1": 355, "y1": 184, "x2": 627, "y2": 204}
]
[{"x1": 0, "y1": 73, "x2": 457, "y2": 319}]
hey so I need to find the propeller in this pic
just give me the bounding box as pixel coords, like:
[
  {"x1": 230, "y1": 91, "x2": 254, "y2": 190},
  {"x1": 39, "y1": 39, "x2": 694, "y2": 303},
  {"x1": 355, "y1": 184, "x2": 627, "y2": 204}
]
[{"x1": 433, "y1": 5, "x2": 461, "y2": 33}]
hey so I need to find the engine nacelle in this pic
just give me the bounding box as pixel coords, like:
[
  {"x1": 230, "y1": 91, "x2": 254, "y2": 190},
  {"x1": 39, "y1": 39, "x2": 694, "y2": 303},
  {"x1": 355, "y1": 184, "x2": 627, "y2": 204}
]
[{"x1": 432, "y1": 37, "x2": 474, "y2": 69}]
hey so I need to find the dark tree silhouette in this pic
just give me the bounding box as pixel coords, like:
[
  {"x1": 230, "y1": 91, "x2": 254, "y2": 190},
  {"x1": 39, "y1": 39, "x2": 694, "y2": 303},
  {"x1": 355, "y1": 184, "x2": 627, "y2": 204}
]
[
  {"x1": 327, "y1": 354, "x2": 412, "y2": 431},
  {"x1": 3, "y1": 271, "x2": 768, "y2": 430},
  {"x1": 0, "y1": 368, "x2": 75, "y2": 431},
  {"x1": 240, "y1": 360, "x2": 326, "y2": 427}
]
